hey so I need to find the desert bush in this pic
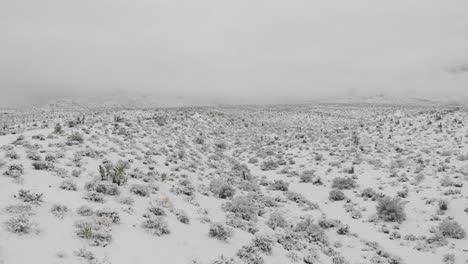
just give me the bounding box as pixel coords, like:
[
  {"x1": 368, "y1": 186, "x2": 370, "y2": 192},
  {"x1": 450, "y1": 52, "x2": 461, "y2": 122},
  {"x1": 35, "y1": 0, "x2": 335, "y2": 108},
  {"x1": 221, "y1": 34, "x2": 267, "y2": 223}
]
[
  {"x1": 118, "y1": 196, "x2": 135, "y2": 206},
  {"x1": 260, "y1": 159, "x2": 278, "y2": 171},
  {"x1": 96, "y1": 208, "x2": 120, "y2": 224},
  {"x1": 226, "y1": 213, "x2": 259, "y2": 234},
  {"x1": 26, "y1": 151, "x2": 41, "y2": 161},
  {"x1": 95, "y1": 182, "x2": 120, "y2": 196},
  {"x1": 438, "y1": 199, "x2": 449, "y2": 211},
  {"x1": 299, "y1": 170, "x2": 314, "y2": 183},
  {"x1": 331, "y1": 177, "x2": 356, "y2": 190},
  {"x1": 438, "y1": 219, "x2": 466, "y2": 239},
  {"x1": 60, "y1": 179, "x2": 77, "y2": 191},
  {"x1": 5, "y1": 214, "x2": 35, "y2": 234},
  {"x1": 3, "y1": 163, "x2": 24, "y2": 178},
  {"x1": 77, "y1": 205, "x2": 94, "y2": 216},
  {"x1": 443, "y1": 253, "x2": 456, "y2": 264},
  {"x1": 223, "y1": 196, "x2": 259, "y2": 221},
  {"x1": 361, "y1": 188, "x2": 377, "y2": 199},
  {"x1": 145, "y1": 204, "x2": 166, "y2": 217},
  {"x1": 285, "y1": 191, "x2": 319, "y2": 210},
  {"x1": 51, "y1": 204, "x2": 69, "y2": 218},
  {"x1": 237, "y1": 245, "x2": 264, "y2": 264},
  {"x1": 271, "y1": 180, "x2": 289, "y2": 191},
  {"x1": 209, "y1": 178, "x2": 236, "y2": 199},
  {"x1": 440, "y1": 176, "x2": 453, "y2": 187},
  {"x1": 142, "y1": 216, "x2": 170, "y2": 236},
  {"x1": 32, "y1": 161, "x2": 50, "y2": 170},
  {"x1": 376, "y1": 196, "x2": 406, "y2": 222},
  {"x1": 175, "y1": 210, "x2": 190, "y2": 224},
  {"x1": 75, "y1": 219, "x2": 112, "y2": 247},
  {"x1": 209, "y1": 223, "x2": 234, "y2": 241},
  {"x1": 5, "y1": 204, "x2": 33, "y2": 215},
  {"x1": 266, "y1": 212, "x2": 288, "y2": 230},
  {"x1": 318, "y1": 217, "x2": 340, "y2": 229},
  {"x1": 67, "y1": 132, "x2": 84, "y2": 144},
  {"x1": 5, "y1": 150, "x2": 20, "y2": 159},
  {"x1": 172, "y1": 179, "x2": 196, "y2": 196},
  {"x1": 130, "y1": 184, "x2": 150, "y2": 197},
  {"x1": 294, "y1": 216, "x2": 328, "y2": 244},
  {"x1": 251, "y1": 235, "x2": 274, "y2": 255},
  {"x1": 212, "y1": 255, "x2": 238, "y2": 264},
  {"x1": 15, "y1": 189, "x2": 43, "y2": 205},
  {"x1": 83, "y1": 191, "x2": 106, "y2": 203},
  {"x1": 328, "y1": 189, "x2": 346, "y2": 201},
  {"x1": 248, "y1": 157, "x2": 259, "y2": 164}
]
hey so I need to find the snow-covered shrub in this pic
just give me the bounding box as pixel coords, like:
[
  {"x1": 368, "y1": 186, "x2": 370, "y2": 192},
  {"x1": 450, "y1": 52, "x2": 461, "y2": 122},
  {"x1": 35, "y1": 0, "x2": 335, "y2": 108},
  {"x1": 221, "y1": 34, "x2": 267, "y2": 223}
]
[
  {"x1": 67, "y1": 132, "x2": 84, "y2": 145},
  {"x1": 328, "y1": 189, "x2": 346, "y2": 201},
  {"x1": 32, "y1": 161, "x2": 50, "y2": 170},
  {"x1": 118, "y1": 196, "x2": 135, "y2": 206},
  {"x1": 294, "y1": 217, "x2": 328, "y2": 245},
  {"x1": 96, "y1": 208, "x2": 120, "y2": 224},
  {"x1": 175, "y1": 210, "x2": 190, "y2": 224},
  {"x1": 5, "y1": 150, "x2": 19, "y2": 159},
  {"x1": 438, "y1": 219, "x2": 466, "y2": 239},
  {"x1": 226, "y1": 213, "x2": 258, "y2": 234},
  {"x1": 94, "y1": 182, "x2": 120, "y2": 196},
  {"x1": 376, "y1": 196, "x2": 406, "y2": 222},
  {"x1": 71, "y1": 169, "x2": 82, "y2": 177},
  {"x1": 3, "y1": 163, "x2": 24, "y2": 178},
  {"x1": 142, "y1": 217, "x2": 170, "y2": 236},
  {"x1": 251, "y1": 235, "x2": 274, "y2": 255},
  {"x1": 51, "y1": 204, "x2": 69, "y2": 218},
  {"x1": 299, "y1": 170, "x2": 314, "y2": 183},
  {"x1": 443, "y1": 253, "x2": 456, "y2": 264},
  {"x1": 5, "y1": 214, "x2": 35, "y2": 234},
  {"x1": 60, "y1": 179, "x2": 77, "y2": 191},
  {"x1": 208, "y1": 223, "x2": 234, "y2": 241},
  {"x1": 285, "y1": 191, "x2": 319, "y2": 210},
  {"x1": 211, "y1": 255, "x2": 238, "y2": 264},
  {"x1": 5, "y1": 204, "x2": 33, "y2": 215},
  {"x1": 440, "y1": 176, "x2": 453, "y2": 187},
  {"x1": 331, "y1": 177, "x2": 356, "y2": 190},
  {"x1": 129, "y1": 184, "x2": 150, "y2": 197},
  {"x1": 266, "y1": 212, "x2": 288, "y2": 230},
  {"x1": 209, "y1": 178, "x2": 236, "y2": 199},
  {"x1": 172, "y1": 179, "x2": 196, "y2": 196},
  {"x1": 260, "y1": 159, "x2": 278, "y2": 171},
  {"x1": 438, "y1": 199, "x2": 449, "y2": 211},
  {"x1": 237, "y1": 245, "x2": 264, "y2": 264},
  {"x1": 248, "y1": 157, "x2": 259, "y2": 164},
  {"x1": 318, "y1": 217, "x2": 340, "y2": 229},
  {"x1": 15, "y1": 189, "x2": 43, "y2": 205},
  {"x1": 83, "y1": 191, "x2": 106, "y2": 203},
  {"x1": 361, "y1": 188, "x2": 377, "y2": 199},
  {"x1": 26, "y1": 151, "x2": 41, "y2": 161},
  {"x1": 145, "y1": 204, "x2": 166, "y2": 217},
  {"x1": 75, "y1": 219, "x2": 112, "y2": 247},
  {"x1": 271, "y1": 180, "x2": 289, "y2": 191},
  {"x1": 223, "y1": 196, "x2": 258, "y2": 221},
  {"x1": 77, "y1": 205, "x2": 94, "y2": 216}
]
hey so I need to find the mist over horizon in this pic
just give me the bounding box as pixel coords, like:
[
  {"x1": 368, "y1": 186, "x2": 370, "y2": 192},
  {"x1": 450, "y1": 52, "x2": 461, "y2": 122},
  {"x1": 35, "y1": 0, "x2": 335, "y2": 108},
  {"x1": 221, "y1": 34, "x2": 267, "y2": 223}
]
[{"x1": 1, "y1": 0, "x2": 468, "y2": 108}]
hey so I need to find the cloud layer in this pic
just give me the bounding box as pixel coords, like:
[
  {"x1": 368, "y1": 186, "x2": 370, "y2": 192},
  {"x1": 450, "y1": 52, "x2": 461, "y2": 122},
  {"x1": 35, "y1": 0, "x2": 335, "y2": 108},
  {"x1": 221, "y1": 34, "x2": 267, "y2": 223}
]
[{"x1": 1, "y1": 0, "x2": 468, "y2": 107}]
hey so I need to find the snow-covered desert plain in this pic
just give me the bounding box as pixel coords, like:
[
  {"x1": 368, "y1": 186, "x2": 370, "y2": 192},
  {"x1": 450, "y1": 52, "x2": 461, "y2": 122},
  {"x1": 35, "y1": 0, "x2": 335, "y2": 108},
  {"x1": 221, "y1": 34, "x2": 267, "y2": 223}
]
[{"x1": 0, "y1": 103, "x2": 467, "y2": 264}]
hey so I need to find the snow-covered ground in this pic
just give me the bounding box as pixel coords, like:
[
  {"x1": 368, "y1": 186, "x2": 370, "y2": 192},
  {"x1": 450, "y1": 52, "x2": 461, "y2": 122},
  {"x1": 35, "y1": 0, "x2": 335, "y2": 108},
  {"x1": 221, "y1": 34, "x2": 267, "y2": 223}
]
[{"x1": 0, "y1": 104, "x2": 467, "y2": 264}]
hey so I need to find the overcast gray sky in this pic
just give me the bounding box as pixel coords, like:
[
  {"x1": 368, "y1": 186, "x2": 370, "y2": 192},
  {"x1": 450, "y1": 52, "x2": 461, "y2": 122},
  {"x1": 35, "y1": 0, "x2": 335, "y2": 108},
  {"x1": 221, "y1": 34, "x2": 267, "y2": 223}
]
[{"x1": 1, "y1": 0, "x2": 468, "y2": 107}]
